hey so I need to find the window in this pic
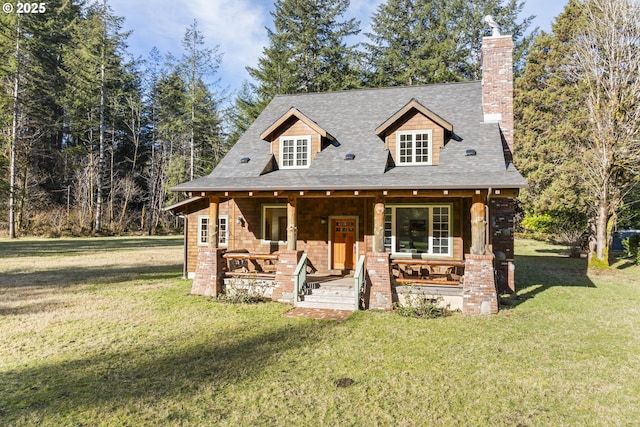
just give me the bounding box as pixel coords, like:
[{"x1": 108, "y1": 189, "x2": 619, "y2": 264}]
[
  {"x1": 262, "y1": 205, "x2": 287, "y2": 243},
  {"x1": 396, "y1": 130, "x2": 432, "y2": 165},
  {"x1": 198, "y1": 216, "x2": 209, "y2": 246},
  {"x1": 280, "y1": 136, "x2": 311, "y2": 168},
  {"x1": 198, "y1": 215, "x2": 229, "y2": 247},
  {"x1": 218, "y1": 216, "x2": 228, "y2": 247},
  {"x1": 383, "y1": 205, "x2": 451, "y2": 256}
]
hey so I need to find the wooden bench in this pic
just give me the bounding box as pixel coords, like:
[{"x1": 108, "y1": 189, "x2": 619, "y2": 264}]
[
  {"x1": 223, "y1": 252, "x2": 279, "y2": 274},
  {"x1": 390, "y1": 259, "x2": 465, "y2": 286},
  {"x1": 222, "y1": 253, "x2": 279, "y2": 260},
  {"x1": 394, "y1": 277, "x2": 461, "y2": 286}
]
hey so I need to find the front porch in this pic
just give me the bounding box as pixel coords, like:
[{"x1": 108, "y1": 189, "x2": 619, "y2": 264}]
[
  {"x1": 191, "y1": 248, "x2": 501, "y2": 315},
  {"x1": 183, "y1": 188, "x2": 516, "y2": 315}
]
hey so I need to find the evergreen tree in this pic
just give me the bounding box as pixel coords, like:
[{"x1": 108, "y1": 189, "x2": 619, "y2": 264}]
[
  {"x1": 0, "y1": 1, "x2": 81, "y2": 236},
  {"x1": 365, "y1": 0, "x2": 534, "y2": 86},
  {"x1": 61, "y1": 0, "x2": 130, "y2": 232},
  {"x1": 514, "y1": 0, "x2": 589, "y2": 220},
  {"x1": 569, "y1": 0, "x2": 640, "y2": 267},
  {"x1": 245, "y1": 0, "x2": 361, "y2": 119},
  {"x1": 227, "y1": 81, "x2": 263, "y2": 146},
  {"x1": 177, "y1": 20, "x2": 223, "y2": 181},
  {"x1": 515, "y1": 0, "x2": 640, "y2": 267}
]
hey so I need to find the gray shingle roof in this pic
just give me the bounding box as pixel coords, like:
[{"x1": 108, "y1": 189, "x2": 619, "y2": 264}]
[{"x1": 172, "y1": 82, "x2": 527, "y2": 192}]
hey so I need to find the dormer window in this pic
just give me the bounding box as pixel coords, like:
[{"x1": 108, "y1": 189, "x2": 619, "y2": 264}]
[
  {"x1": 397, "y1": 130, "x2": 433, "y2": 165},
  {"x1": 280, "y1": 135, "x2": 311, "y2": 169}
]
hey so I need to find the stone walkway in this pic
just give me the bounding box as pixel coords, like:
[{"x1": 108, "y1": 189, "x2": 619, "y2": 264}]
[{"x1": 283, "y1": 307, "x2": 353, "y2": 321}]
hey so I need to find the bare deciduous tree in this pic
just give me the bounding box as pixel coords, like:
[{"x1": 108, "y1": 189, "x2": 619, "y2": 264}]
[{"x1": 570, "y1": 0, "x2": 640, "y2": 267}]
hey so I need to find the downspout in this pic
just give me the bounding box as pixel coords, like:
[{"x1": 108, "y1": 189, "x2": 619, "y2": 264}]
[
  {"x1": 486, "y1": 187, "x2": 493, "y2": 253},
  {"x1": 181, "y1": 214, "x2": 188, "y2": 279}
]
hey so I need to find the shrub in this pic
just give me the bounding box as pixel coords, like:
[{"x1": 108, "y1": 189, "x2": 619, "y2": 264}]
[
  {"x1": 521, "y1": 214, "x2": 554, "y2": 234},
  {"x1": 588, "y1": 248, "x2": 610, "y2": 270},
  {"x1": 394, "y1": 295, "x2": 451, "y2": 319},
  {"x1": 622, "y1": 234, "x2": 640, "y2": 264}
]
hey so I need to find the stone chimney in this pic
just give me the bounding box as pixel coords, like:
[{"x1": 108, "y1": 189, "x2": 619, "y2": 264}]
[{"x1": 481, "y1": 33, "x2": 514, "y2": 152}]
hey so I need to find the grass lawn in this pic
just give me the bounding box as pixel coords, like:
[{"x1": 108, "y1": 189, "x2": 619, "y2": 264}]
[{"x1": 1, "y1": 236, "x2": 639, "y2": 426}]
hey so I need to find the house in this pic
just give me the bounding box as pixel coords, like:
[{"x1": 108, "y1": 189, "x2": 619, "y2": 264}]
[{"x1": 167, "y1": 32, "x2": 527, "y2": 314}]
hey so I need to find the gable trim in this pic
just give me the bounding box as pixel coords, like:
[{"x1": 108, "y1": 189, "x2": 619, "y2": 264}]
[
  {"x1": 375, "y1": 99, "x2": 453, "y2": 137},
  {"x1": 260, "y1": 107, "x2": 335, "y2": 142}
]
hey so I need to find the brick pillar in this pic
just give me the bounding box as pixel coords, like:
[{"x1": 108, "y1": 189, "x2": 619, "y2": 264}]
[
  {"x1": 365, "y1": 252, "x2": 393, "y2": 310},
  {"x1": 192, "y1": 247, "x2": 227, "y2": 297},
  {"x1": 462, "y1": 253, "x2": 498, "y2": 315},
  {"x1": 273, "y1": 250, "x2": 302, "y2": 304}
]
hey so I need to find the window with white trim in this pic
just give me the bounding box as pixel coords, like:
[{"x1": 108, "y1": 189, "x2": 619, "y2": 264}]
[
  {"x1": 280, "y1": 135, "x2": 311, "y2": 168},
  {"x1": 197, "y1": 215, "x2": 229, "y2": 247},
  {"x1": 396, "y1": 130, "x2": 432, "y2": 165},
  {"x1": 262, "y1": 205, "x2": 287, "y2": 243},
  {"x1": 218, "y1": 216, "x2": 228, "y2": 246},
  {"x1": 198, "y1": 216, "x2": 209, "y2": 246},
  {"x1": 383, "y1": 204, "x2": 451, "y2": 256}
]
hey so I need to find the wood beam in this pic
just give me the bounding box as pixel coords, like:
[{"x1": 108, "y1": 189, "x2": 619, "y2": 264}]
[
  {"x1": 471, "y1": 192, "x2": 486, "y2": 255},
  {"x1": 287, "y1": 196, "x2": 297, "y2": 250},
  {"x1": 208, "y1": 195, "x2": 219, "y2": 249},
  {"x1": 373, "y1": 199, "x2": 385, "y2": 253}
]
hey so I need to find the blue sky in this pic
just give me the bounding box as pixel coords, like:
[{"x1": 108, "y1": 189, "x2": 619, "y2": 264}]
[{"x1": 110, "y1": 0, "x2": 568, "y2": 95}]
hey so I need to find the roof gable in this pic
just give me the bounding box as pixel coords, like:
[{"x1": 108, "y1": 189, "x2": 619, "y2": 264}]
[
  {"x1": 260, "y1": 107, "x2": 335, "y2": 142},
  {"x1": 375, "y1": 99, "x2": 453, "y2": 137}
]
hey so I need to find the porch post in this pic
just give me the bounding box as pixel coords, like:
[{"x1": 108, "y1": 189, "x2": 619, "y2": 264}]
[
  {"x1": 287, "y1": 196, "x2": 297, "y2": 250},
  {"x1": 373, "y1": 198, "x2": 385, "y2": 253},
  {"x1": 471, "y1": 192, "x2": 486, "y2": 255},
  {"x1": 208, "y1": 195, "x2": 219, "y2": 249},
  {"x1": 464, "y1": 190, "x2": 498, "y2": 315}
]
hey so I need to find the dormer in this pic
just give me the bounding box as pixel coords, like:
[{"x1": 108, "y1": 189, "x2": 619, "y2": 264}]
[
  {"x1": 260, "y1": 107, "x2": 334, "y2": 170},
  {"x1": 375, "y1": 99, "x2": 453, "y2": 167}
]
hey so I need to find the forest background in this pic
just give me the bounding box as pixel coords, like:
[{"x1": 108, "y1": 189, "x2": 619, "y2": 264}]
[{"x1": 1, "y1": 0, "x2": 639, "y2": 268}]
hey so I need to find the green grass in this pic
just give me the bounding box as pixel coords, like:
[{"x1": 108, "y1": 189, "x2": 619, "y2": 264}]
[{"x1": 1, "y1": 237, "x2": 639, "y2": 426}]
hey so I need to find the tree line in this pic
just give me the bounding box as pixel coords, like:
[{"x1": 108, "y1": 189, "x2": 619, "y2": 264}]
[
  {"x1": 0, "y1": 1, "x2": 225, "y2": 237},
  {"x1": 0, "y1": 0, "x2": 532, "y2": 238},
  {"x1": 515, "y1": 0, "x2": 640, "y2": 268},
  {"x1": 2, "y1": 0, "x2": 638, "y2": 269}
]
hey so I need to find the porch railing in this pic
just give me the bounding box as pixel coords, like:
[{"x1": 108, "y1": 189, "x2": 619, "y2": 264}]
[
  {"x1": 353, "y1": 255, "x2": 366, "y2": 310},
  {"x1": 293, "y1": 253, "x2": 308, "y2": 307}
]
